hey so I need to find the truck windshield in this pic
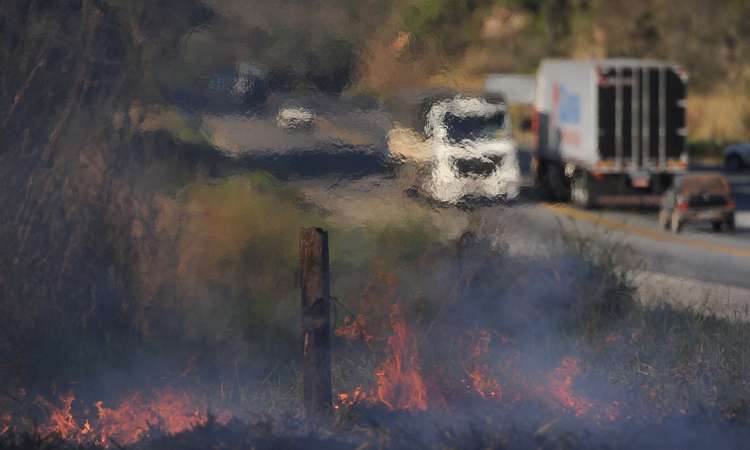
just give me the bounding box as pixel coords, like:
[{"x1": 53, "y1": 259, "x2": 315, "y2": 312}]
[{"x1": 443, "y1": 111, "x2": 506, "y2": 144}]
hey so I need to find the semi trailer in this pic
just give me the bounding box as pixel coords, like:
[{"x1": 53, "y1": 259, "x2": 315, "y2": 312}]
[{"x1": 533, "y1": 59, "x2": 688, "y2": 208}]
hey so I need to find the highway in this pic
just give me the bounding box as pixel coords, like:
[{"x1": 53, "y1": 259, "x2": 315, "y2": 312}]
[
  {"x1": 205, "y1": 105, "x2": 750, "y2": 311},
  {"x1": 469, "y1": 156, "x2": 750, "y2": 318},
  {"x1": 496, "y1": 197, "x2": 749, "y2": 279},
  {"x1": 507, "y1": 150, "x2": 750, "y2": 280},
  {"x1": 289, "y1": 160, "x2": 750, "y2": 317}
]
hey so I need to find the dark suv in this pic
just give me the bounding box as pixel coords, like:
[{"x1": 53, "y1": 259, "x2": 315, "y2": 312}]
[{"x1": 659, "y1": 174, "x2": 736, "y2": 233}]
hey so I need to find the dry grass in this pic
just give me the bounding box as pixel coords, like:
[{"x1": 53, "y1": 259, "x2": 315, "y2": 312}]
[{"x1": 688, "y1": 86, "x2": 750, "y2": 144}]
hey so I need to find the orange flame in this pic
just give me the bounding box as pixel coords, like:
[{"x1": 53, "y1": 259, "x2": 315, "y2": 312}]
[
  {"x1": 466, "y1": 330, "x2": 502, "y2": 400},
  {"x1": 335, "y1": 386, "x2": 367, "y2": 410},
  {"x1": 333, "y1": 265, "x2": 620, "y2": 421},
  {"x1": 335, "y1": 314, "x2": 373, "y2": 343},
  {"x1": 37, "y1": 392, "x2": 79, "y2": 441},
  {"x1": 32, "y1": 388, "x2": 230, "y2": 447},
  {"x1": 542, "y1": 357, "x2": 593, "y2": 416},
  {"x1": 1, "y1": 413, "x2": 13, "y2": 436},
  {"x1": 536, "y1": 357, "x2": 619, "y2": 421},
  {"x1": 335, "y1": 265, "x2": 427, "y2": 412},
  {"x1": 372, "y1": 304, "x2": 428, "y2": 411},
  {"x1": 468, "y1": 365, "x2": 502, "y2": 400},
  {"x1": 462, "y1": 331, "x2": 618, "y2": 421},
  {"x1": 336, "y1": 304, "x2": 428, "y2": 412}
]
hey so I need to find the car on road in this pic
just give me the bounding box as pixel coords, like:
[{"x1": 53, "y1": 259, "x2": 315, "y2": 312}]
[
  {"x1": 276, "y1": 107, "x2": 315, "y2": 130},
  {"x1": 658, "y1": 173, "x2": 736, "y2": 233},
  {"x1": 724, "y1": 143, "x2": 750, "y2": 171}
]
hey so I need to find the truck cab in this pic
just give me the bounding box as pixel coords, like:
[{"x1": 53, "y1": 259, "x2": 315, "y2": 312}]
[{"x1": 424, "y1": 95, "x2": 521, "y2": 204}]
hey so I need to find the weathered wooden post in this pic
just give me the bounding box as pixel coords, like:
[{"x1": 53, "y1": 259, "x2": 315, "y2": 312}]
[{"x1": 299, "y1": 227, "x2": 332, "y2": 416}]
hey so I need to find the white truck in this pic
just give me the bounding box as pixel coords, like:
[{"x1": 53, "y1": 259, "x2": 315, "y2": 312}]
[
  {"x1": 388, "y1": 90, "x2": 521, "y2": 204},
  {"x1": 534, "y1": 59, "x2": 689, "y2": 208}
]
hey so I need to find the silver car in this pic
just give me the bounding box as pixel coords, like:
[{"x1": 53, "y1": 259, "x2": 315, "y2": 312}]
[{"x1": 659, "y1": 174, "x2": 736, "y2": 233}]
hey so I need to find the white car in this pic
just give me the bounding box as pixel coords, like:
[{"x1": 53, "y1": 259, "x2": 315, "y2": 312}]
[
  {"x1": 724, "y1": 143, "x2": 750, "y2": 171},
  {"x1": 276, "y1": 107, "x2": 315, "y2": 130}
]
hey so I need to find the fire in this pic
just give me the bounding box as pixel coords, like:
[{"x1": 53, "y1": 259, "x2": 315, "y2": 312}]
[
  {"x1": 461, "y1": 332, "x2": 619, "y2": 421},
  {"x1": 335, "y1": 314, "x2": 373, "y2": 343},
  {"x1": 334, "y1": 266, "x2": 620, "y2": 422},
  {"x1": 468, "y1": 365, "x2": 502, "y2": 400},
  {"x1": 542, "y1": 357, "x2": 593, "y2": 416},
  {"x1": 30, "y1": 387, "x2": 230, "y2": 447},
  {"x1": 337, "y1": 304, "x2": 428, "y2": 412},
  {"x1": 533, "y1": 357, "x2": 619, "y2": 422},
  {"x1": 335, "y1": 386, "x2": 366, "y2": 410},
  {"x1": 335, "y1": 265, "x2": 427, "y2": 412},
  {"x1": 36, "y1": 392, "x2": 79, "y2": 441},
  {"x1": 94, "y1": 389, "x2": 213, "y2": 445},
  {"x1": 372, "y1": 304, "x2": 428, "y2": 411},
  {"x1": 1, "y1": 413, "x2": 13, "y2": 436},
  {"x1": 465, "y1": 330, "x2": 502, "y2": 400},
  {"x1": 338, "y1": 313, "x2": 619, "y2": 420}
]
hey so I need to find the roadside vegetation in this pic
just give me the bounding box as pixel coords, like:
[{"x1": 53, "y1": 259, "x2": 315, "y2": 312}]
[{"x1": 4, "y1": 213, "x2": 750, "y2": 449}]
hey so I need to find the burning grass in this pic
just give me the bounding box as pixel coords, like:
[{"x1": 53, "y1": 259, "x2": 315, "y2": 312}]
[
  {"x1": 4, "y1": 169, "x2": 750, "y2": 449},
  {"x1": 325, "y1": 229, "x2": 750, "y2": 447},
  {"x1": 0, "y1": 199, "x2": 750, "y2": 449}
]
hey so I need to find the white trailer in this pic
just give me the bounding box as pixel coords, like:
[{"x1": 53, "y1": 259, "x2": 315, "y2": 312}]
[{"x1": 534, "y1": 59, "x2": 689, "y2": 208}]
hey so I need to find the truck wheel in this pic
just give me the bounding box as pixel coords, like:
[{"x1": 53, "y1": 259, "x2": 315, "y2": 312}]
[
  {"x1": 571, "y1": 174, "x2": 596, "y2": 209},
  {"x1": 670, "y1": 213, "x2": 683, "y2": 234},
  {"x1": 726, "y1": 214, "x2": 736, "y2": 232},
  {"x1": 544, "y1": 164, "x2": 570, "y2": 202},
  {"x1": 536, "y1": 161, "x2": 556, "y2": 201},
  {"x1": 712, "y1": 220, "x2": 722, "y2": 232}
]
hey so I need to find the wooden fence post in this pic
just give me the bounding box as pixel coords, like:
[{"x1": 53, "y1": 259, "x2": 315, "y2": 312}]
[{"x1": 299, "y1": 227, "x2": 332, "y2": 416}]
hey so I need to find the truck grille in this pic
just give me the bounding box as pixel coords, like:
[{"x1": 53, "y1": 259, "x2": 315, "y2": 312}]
[{"x1": 452, "y1": 157, "x2": 496, "y2": 178}]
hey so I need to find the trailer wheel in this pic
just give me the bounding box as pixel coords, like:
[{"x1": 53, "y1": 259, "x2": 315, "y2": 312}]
[
  {"x1": 571, "y1": 174, "x2": 596, "y2": 209},
  {"x1": 535, "y1": 160, "x2": 555, "y2": 200},
  {"x1": 726, "y1": 214, "x2": 736, "y2": 233},
  {"x1": 542, "y1": 163, "x2": 570, "y2": 202},
  {"x1": 658, "y1": 210, "x2": 671, "y2": 230},
  {"x1": 670, "y1": 213, "x2": 683, "y2": 234}
]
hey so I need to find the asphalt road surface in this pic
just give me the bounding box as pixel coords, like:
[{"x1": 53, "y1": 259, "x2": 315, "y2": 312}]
[
  {"x1": 290, "y1": 163, "x2": 750, "y2": 318},
  {"x1": 284, "y1": 134, "x2": 750, "y2": 312},
  {"x1": 510, "y1": 149, "x2": 750, "y2": 286},
  {"x1": 493, "y1": 200, "x2": 750, "y2": 287}
]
